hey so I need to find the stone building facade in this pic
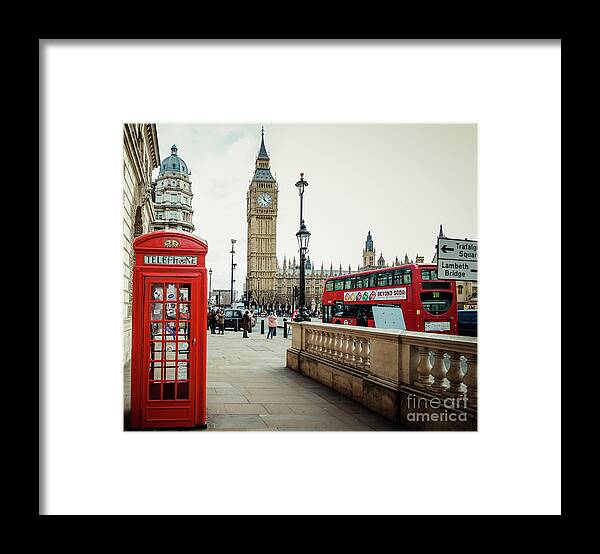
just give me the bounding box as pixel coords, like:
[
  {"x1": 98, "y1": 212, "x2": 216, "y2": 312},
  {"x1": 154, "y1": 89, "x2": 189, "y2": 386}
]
[
  {"x1": 151, "y1": 144, "x2": 194, "y2": 232},
  {"x1": 123, "y1": 123, "x2": 160, "y2": 367}
]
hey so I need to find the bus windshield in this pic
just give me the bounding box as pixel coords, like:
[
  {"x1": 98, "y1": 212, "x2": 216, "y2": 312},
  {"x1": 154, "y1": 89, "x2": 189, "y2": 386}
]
[{"x1": 420, "y1": 291, "x2": 453, "y2": 315}]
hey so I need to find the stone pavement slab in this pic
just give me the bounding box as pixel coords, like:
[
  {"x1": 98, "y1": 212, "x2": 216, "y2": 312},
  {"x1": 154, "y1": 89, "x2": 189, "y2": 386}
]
[{"x1": 208, "y1": 415, "x2": 268, "y2": 430}]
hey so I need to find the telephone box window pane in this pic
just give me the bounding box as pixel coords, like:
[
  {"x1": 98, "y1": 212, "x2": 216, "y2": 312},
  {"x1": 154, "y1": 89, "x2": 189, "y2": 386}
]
[
  {"x1": 178, "y1": 322, "x2": 189, "y2": 339},
  {"x1": 165, "y1": 303, "x2": 177, "y2": 319},
  {"x1": 150, "y1": 361, "x2": 162, "y2": 380},
  {"x1": 150, "y1": 323, "x2": 163, "y2": 339},
  {"x1": 163, "y1": 382, "x2": 175, "y2": 400},
  {"x1": 179, "y1": 303, "x2": 190, "y2": 319},
  {"x1": 179, "y1": 285, "x2": 190, "y2": 301},
  {"x1": 152, "y1": 284, "x2": 164, "y2": 301},
  {"x1": 165, "y1": 362, "x2": 176, "y2": 380},
  {"x1": 165, "y1": 322, "x2": 177, "y2": 340},
  {"x1": 150, "y1": 343, "x2": 162, "y2": 360},
  {"x1": 149, "y1": 382, "x2": 161, "y2": 400},
  {"x1": 151, "y1": 303, "x2": 163, "y2": 320},
  {"x1": 177, "y1": 361, "x2": 188, "y2": 380},
  {"x1": 176, "y1": 382, "x2": 189, "y2": 400},
  {"x1": 166, "y1": 284, "x2": 177, "y2": 301},
  {"x1": 178, "y1": 341, "x2": 189, "y2": 358},
  {"x1": 165, "y1": 344, "x2": 176, "y2": 360}
]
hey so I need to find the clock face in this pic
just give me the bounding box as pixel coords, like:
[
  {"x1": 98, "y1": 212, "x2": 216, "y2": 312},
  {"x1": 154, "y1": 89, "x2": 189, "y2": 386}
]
[{"x1": 257, "y1": 192, "x2": 273, "y2": 207}]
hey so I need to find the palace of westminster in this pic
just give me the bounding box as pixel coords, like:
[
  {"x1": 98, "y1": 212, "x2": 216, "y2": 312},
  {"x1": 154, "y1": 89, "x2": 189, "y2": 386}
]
[{"x1": 123, "y1": 124, "x2": 476, "y2": 345}]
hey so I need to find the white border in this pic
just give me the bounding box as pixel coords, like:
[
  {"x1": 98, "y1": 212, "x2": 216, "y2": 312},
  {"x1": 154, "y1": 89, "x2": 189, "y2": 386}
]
[{"x1": 42, "y1": 41, "x2": 561, "y2": 515}]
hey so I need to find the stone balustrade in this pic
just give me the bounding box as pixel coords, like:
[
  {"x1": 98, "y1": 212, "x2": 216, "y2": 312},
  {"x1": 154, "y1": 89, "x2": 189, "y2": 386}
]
[{"x1": 287, "y1": 321, "x2": 477, "y2": 430}]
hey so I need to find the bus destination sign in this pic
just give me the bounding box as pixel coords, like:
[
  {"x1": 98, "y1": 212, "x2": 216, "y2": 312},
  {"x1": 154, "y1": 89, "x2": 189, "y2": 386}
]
[{"x1": 436, "y1": 237, "x2": 478, "y2": 282}]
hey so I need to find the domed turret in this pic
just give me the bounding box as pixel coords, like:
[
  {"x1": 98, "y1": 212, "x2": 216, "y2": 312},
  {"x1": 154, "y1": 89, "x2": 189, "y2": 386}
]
[
  {"x1": 152, "y1": 144, "x2": 194, "y2": 233},
  {"x1": 159, "y1": 144, "x2": 189, "y2": 176}
]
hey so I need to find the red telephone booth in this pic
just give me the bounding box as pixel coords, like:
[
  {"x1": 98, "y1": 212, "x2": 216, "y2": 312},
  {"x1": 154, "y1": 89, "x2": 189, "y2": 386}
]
[{"x1": 130, "y1": 231, "x2": 208, "y2": 430}]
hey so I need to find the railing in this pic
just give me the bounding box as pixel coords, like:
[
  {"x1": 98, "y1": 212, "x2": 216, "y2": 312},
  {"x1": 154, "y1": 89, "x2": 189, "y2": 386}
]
[
  {"x1": 289, "y1": 322, "x2": 477, "y2": 408},
  {"x1": 303, "y1": 325, "x2": 372, "y2": 372}
]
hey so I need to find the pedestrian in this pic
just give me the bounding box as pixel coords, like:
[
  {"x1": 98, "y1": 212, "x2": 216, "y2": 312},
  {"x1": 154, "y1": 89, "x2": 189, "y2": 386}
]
[
  {"x1": 267, "y1": 310, "x2": 277, "y2": 339},
  {"x1": 242, "y1": 309, "x2": 251, "y2": 338},
  {"x1": 217, "y1": 309, "x2": 225, "y2": 334},
  {"x1": 209, "y1": 309, "x2": 217, "y2": 334}
]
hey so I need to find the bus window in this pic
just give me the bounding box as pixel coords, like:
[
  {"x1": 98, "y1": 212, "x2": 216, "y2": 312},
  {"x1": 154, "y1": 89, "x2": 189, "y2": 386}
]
[
  {"x1": 344, "y1": 277, "x2": 356, "y2": 290},
  {"x1": 325, "y1": 281, "x2": 334, "y2": 292},
  {"x1": 334, "y1": 279, "x2": 344, "y2": 291},
  {"x1": 356, "y1": 305, "x2": 372, "y2": 326},
  {"x1": 403, "y1": 268, "x2": 412, "y2": 284},
  {"x1": 392, "y1": 269, "x2": 403, "y2": 285},
  {"x1": 377, "y1": 272, "x2": 392, "y2": 287},
  {"x1": 369, "y1": 273, "x2": 378, "y2": 287},
  {"x1": 333, "y1": 304, "x2": 357, "y2": 318},
  {"x1": 355, "y1": 276, "x2": 367, "y2": 289},
  {"x1": 421, "y1": 269, "x2": 438, "y2": 281},
  {"x1": 420, "y1": 291, "x2": 453, "y2": 315}
]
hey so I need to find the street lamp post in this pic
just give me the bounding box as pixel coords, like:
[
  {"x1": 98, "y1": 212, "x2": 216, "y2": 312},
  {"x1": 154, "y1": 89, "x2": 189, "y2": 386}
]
[
  {"x1": 208, "y1": 267, "x2": 212, "y2": 305},
  {"x1": 294, "y1": 173, "x2": 311, "y2": 322},
  {"x1": 230, "y1": 239, "x2": 237, "y2": 307}
]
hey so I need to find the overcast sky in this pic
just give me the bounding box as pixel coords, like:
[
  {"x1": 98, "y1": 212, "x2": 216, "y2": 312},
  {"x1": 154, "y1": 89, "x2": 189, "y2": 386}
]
[{"x1": 154, "y1": 124, "x2": 477, "y2": 295}]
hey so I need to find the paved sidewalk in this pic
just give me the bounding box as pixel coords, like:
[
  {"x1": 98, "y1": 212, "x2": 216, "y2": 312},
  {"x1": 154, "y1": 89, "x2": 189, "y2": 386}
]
[{"x1": 206, "y1": 330, "x2": 404, "y2": 431}]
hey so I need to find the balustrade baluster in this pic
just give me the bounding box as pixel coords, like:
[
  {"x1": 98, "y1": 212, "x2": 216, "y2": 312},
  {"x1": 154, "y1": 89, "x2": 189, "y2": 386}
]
[
  {"x1": 337, "y1": 333, "x2": 345, "y2": 361},
  {"x1": 355, "y1": 336, "x2": 363, "y2": 367},
  {"x1": 415, "y1": 346, "x2": 434, "y2": 387},
  {"x1": 430, "y1": 349, "x2": 449, "y2": 391},
  {"x1": 328, "y1": 332, "x2": 334, "y2": 359},
  {"x1": 445, "y1": 351, "x2": 466, "y2": 396},
  {"x1": 343, "y1": 334, "x2": 350, "y2": 363},
  {"x1": 336, "y1": 333, "x2": 344, "y2": 362},
  {"x1": 364, "y1": 339, "x2": 371, "y2": 369},
  {"x1": 463, "y1": 353, "x2": 478, "y2": 408},
  {"x1": 349, "y1": 335, "x2": 357, "y2": 365}
]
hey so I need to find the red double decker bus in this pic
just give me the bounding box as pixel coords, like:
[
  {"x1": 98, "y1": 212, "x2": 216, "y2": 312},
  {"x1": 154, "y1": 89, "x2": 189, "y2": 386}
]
[{"x1": 321, "y1": 264, "x2": 458, "y2": 334}]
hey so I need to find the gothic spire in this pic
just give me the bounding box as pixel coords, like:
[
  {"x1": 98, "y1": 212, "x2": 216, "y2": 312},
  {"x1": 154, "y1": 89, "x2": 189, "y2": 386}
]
[
  {"x1": 257, "y1": 125, "x2": 269, "y2": 160},
  {"x1": 365, "y1": 230, "x2": 374, "y2": 252}
]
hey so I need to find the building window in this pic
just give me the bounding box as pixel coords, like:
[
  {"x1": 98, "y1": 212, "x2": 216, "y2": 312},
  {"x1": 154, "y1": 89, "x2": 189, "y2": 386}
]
[{"x1": 457, "y1": 285, "x2": 464, "y2": 294}]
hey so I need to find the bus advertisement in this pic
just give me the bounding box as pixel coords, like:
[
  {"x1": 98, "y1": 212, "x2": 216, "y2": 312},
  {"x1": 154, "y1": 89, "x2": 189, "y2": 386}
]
[{"x1": 321, "y1": 264, "x2": 458, "y2": 334}]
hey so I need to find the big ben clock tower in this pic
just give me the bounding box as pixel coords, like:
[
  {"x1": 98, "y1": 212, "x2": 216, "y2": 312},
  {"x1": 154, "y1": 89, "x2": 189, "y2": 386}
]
[{"x1": 246, "y1": 127, "x2": 278, "y2": 306}]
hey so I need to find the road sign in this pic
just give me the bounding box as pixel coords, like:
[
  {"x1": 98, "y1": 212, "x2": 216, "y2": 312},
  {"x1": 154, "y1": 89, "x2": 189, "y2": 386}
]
[{"x1": 437, "y1": 237, "x2": 478, "y2": 281}]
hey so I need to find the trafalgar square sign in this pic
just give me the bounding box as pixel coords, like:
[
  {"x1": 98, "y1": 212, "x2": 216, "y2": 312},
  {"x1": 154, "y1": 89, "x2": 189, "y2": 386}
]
[{"x1": 436, "y1": 237, "x2": 478, "y2": 282}]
